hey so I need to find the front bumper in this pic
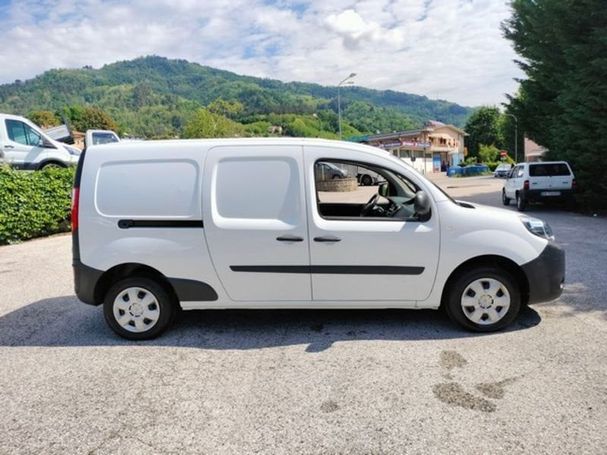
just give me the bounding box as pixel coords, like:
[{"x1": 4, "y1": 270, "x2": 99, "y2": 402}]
[{"x1": 521, "y1": 243, "x2": 565, "y2": 304}]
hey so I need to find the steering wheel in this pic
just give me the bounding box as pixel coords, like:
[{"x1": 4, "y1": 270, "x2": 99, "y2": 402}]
[{"x1": 360, "y1": 193, "x2": 380, "y2": 216}]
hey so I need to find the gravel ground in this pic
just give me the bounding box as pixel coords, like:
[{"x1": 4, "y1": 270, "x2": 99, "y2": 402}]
[{"x1": 0, "y1": 175, "x2": 605, "y2": 454}]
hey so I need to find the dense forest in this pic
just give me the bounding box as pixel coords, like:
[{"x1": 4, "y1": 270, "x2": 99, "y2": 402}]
[{"x1": 0, "y1": 56, "x2": 471, "y2": 139}]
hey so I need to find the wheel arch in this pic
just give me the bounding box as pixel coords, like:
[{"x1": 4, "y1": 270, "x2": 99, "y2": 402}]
[
  {"x1": 94, "y1": 263, "x2": 178, "y2": 305},
  {"x1": 440, "y1": 255, "x2": 529, "y2": 308},
  {"x1": 37, "y1": 160, "x2": 67, "y2": 170}
]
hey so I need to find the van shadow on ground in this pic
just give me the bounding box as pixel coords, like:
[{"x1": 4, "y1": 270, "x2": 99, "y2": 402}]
[{"x1": 0, "y1": 295, "x2": 541, "y2": 351}]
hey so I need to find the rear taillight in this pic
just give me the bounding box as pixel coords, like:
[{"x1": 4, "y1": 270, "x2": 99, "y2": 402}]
[
  {"x1": 523, "y1": 180, "x2": 529, "y2": 190},
  {"x1": 71, "y1": 187, "x2": 79, "y2": 231},
  {"x1": 572, "y1": 178, "x2": 577, "y2": 191}
]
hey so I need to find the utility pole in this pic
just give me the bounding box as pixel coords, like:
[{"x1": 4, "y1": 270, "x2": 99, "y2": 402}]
[{"x1": 337, "y1": 73, "x2": 356, "y2": 139}]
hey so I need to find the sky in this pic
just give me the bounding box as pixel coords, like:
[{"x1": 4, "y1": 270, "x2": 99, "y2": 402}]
[{"x1": 0, "y1": 0, "x2": 523, "y2": 106}]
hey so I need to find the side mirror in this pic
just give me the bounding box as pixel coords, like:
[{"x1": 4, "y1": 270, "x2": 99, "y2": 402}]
[
  {"x1": 414, "y1": 191, "x2": 431, "y2": 218},
  {"x1": 378, "y1": 181, "x2": 389, "y2": 198}
]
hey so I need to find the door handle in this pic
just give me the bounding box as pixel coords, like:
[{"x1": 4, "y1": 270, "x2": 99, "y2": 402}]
[
  {"x1": 314, "y1": 236, "x2": 341, "y2": 243},
  {"x1": 276, "y1": 235, "x2": 304, "y2": 242},
  {"x1": 4, "y1": 145, "x2": 14, "y2": 149}
]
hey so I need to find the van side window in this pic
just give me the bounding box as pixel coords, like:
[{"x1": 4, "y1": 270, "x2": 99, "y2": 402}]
[
  {"x1": 215, "y1": 157, "x2": 301, "y2": 223},
  {"x1": 314, "y1": 159, "x2": 422, "y2": 221},
  {"x1": 5, "y1": 120, "x2": 41, "y2": 146}
]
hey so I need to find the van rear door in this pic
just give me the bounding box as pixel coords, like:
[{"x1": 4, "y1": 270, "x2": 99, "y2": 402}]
[{"x1": 203, "y1": 145, "x2": 311, "y2": 301}]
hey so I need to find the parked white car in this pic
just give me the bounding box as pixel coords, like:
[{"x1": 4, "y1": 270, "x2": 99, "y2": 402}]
[
  {"x1": 0, "y1": 113, "x2": 80, "y2": 169},
  {"x1": 72, "y1": 138, "x2": 565, "y2": 339},
  {"x1": 502, "y1": 161, "x2": 575, "y2": 211}
]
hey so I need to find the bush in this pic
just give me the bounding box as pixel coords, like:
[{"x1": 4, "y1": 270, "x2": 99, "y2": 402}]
[{"x1": 0, "y1": 166, "x2": 74, "y2": 245}]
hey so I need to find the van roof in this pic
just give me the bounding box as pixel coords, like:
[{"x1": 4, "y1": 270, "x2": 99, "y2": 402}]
[{"x1": 88, "y1": 137, "x2": 392, "y2": 158}]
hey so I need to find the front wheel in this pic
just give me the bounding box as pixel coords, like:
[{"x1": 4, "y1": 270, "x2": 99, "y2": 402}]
[
  {"x1": 103, "y1": 277, "x2": 175, "y2": 340},
  {"x1": 502, "y1": 190, "x2": 510, "y2": 206},
  {"x1": 445, "y1": 267, "x2": 521, "y2": 332}
]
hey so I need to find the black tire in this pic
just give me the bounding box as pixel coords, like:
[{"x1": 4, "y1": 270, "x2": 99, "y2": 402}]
[
  {"x1": 516, "y1": 193, "x2": 526, "y2": 211},
  {"x1": 502, "y1": 190, "x2": 510, "y2": 206},
  {"x1": 103, "y1": 277, "x2": 175, "y2": 340},
  {"x1": 361, "y1": 174, "x2": 372, "y2": 186},
  {"x1": 445, "y1": 266, "x2": 521, "y2": 332},
  {"x1": 39, "y1": 161, "x2": 66, "y2": 170}
]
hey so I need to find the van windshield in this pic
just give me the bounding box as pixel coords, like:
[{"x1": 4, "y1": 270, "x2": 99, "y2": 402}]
[{"x1": 529, "y1": 163, "x2": 571, "y2": 176}]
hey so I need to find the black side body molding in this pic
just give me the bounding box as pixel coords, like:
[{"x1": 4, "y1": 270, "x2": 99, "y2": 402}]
[
  {"x1": 167, "y1": 278, "x2": 218, "y2": 301},
  {"x1": 230, "y1": 265, "x2": 425, "y2": 275},
  {"x1": 521, "y1": 243, "x2": 565, "y2": 304},
  {"x1": 118, "y1": 220, "x2": 204, "y2": 229}
]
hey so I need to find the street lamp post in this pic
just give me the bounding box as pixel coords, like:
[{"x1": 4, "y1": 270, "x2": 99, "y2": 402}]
[
  {"x1": 312, "y1": 113, "x2": 321, "y2": 136},
  {"x1": 337, "y1": 73, "x2": 356, "y2": 139},
  {"x1": 505, "y1": 113, "x2": 518, "y2": 163}
]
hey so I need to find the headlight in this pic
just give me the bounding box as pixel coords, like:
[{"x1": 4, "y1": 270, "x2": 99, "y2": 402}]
[
  {"x1": 521, "y1": 216, "x2": 554, "y2": 241},
  {"x1": 66, "y1": 146, "x2": 81, "y2": 156}
]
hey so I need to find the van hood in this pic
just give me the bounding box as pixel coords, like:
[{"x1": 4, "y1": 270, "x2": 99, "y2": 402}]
[{"x1": 454, "y1": 199, "x2": 524, "y2": 219}]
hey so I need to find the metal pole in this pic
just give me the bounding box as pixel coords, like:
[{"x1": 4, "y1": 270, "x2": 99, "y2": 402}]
[
  {"x1": 337, "y1": 73, "x2": 356, "y2": 140},
  {"x1": 337, "y1": 86, "x2": 342, "y2": 139},
  {"x1": 514, "y1": 121, "x2": 518, "y2": 163}
]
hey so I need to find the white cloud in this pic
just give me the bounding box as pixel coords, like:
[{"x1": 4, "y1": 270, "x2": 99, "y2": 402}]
[{"x1": 0, "y1": 0, "x2": 522, "y2": 106}]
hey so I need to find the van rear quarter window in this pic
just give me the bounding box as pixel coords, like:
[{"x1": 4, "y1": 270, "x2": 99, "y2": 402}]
[
  {"x1": 214, "y1": 157, "x2": 300, "y2": 222},
  {"x1": 95, "y1": 160, "x2": 199, "y2": 217}
]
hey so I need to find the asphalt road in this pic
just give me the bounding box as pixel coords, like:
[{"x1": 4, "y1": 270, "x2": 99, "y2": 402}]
[{"x1": 0, "y1": 176, "x2": 605, "y2": 454}]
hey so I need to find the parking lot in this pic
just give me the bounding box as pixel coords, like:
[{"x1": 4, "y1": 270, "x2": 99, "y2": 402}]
[{"x1": 0, "y1": 175, "x2": 605, "y2": 454}]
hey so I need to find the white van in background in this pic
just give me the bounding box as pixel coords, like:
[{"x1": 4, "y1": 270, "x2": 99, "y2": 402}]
[
  {"x1": 0, "y1": 113, "x2": 80, "y2": 169},
  {"x1": 73, "y1": 138, "x2": 565, "y2": 340}
]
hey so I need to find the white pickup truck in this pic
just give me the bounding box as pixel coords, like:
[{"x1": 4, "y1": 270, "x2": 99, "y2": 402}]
[{"x1": 0, "y1": 113, "x2": 80, "y2": 169}]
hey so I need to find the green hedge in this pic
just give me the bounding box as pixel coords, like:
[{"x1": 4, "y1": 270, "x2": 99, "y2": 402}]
[{"x1": 0, "y1": 166, "x2": 74, "y2": 245}]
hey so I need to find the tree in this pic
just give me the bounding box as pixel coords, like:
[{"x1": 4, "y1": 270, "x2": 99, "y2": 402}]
[
  {"x1": 183, "y1": 108, "x2": 244, "y2": 138},
  {"x1": 503, "y1": 0, "x2": 607, "y2": 209},
  {"x1": 464, "y1": 107, "x2": 504, "y2": 157},
  {"x1": 208, "y1": 99, "x2": 244, "y2": 119},
  {"x1": 28, "y1": 111, "x2": 60, "y2": 128},
  {"x1": 64, "y1": 105, "x2": 118, "y2": 132},
  {"x1": 478, "y1": 144, "x2": 500, "y2": 164}
]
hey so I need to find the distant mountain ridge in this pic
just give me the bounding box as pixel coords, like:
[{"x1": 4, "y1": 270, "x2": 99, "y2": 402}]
[{"x1": 0, "y1": 56, "x2": 472, "y2": 138}]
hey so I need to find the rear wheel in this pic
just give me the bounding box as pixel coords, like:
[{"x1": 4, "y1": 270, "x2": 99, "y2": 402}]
[
  {"x1": 516, "y1": 193, "x2": 526, "y2": 211},
  {"x1": 103, "y1": 277, "x2": 175, "y2": 340},
  {"x1": 445, "y1": 267, "x2": 521, "y2": 332},
  {"x1": 502, "y1": 190, "x2": 510, "y2": 206},
  {"x1": 361, "y1": 174, "x2": 373, "y2": 186}
]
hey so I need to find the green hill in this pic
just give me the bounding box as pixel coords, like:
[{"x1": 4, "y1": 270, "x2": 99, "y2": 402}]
[{"x1": 0, "y1": 56, "x2": 472, "y2": 138}]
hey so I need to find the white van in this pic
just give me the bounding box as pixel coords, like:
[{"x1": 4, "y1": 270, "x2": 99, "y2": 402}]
[
  {"x1": 0, "y1": 113, "x2": 80, "y2": 169},
  {"x1": 72, "y1": 138, "x2": 565, "y2": 339}
]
